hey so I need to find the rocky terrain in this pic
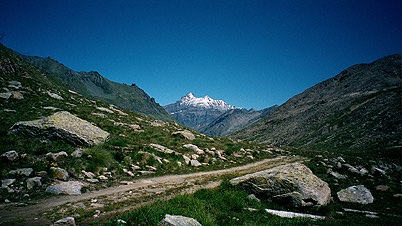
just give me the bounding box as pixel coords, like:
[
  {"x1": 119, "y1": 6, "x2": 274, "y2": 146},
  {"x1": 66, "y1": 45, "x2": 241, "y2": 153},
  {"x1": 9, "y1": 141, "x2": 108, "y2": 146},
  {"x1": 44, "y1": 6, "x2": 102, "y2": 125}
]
[
  {"x1": 22, "y1": 55, "x2": 172, "y2": 121},
  {"x1": 233, "y1": 54, "x2": 402, "y2": 157},
  {"x1": 201, "y1": 106, "x2": 277, "y2": 136}
]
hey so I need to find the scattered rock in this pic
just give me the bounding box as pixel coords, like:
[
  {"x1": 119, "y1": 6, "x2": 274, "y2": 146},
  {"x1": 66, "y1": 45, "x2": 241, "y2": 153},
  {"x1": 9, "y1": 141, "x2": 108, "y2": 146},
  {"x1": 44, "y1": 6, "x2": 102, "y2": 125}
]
[
  {"x1": 71, "y1": 148, "x2": 83, "y2": 158},
  {"x1": 51, "y1": 217, "x2": 76, "y2": 226},
  {"x1": 50, "y1": 167, "x2": 69, "y2": 181},
  {"x1": 359, "y1": 168, "x2": 369, "y2": 176},
  {"x1": 0, "y1": 92, "x2": 12, "y2": 99},
  {"x1": 8, "y1": 111, "x2": 110, "y2": 146},
  {"x1": 98, "y1": 175, "x2": 108, "y2": 181},
  {"x1": 43, "y1": 106, "x2": 59, "y2": 111},
  {"x1": 96, "y1": 107, "x2": 114, "y2": 114},
  {"x1": 265, "y1": 209, "x2": 325, "y2": 220},
  {"x1": 46, "y1": 181, "x2": 86, "y2": 195},
  {"x1": 375, "y1": 185, "x2": 389, "y2": 192},
  {"x1": 1, "y1": 150, "x2": 18, "y2": 161},
  {"x1": 9, "y1": 168, "x2": 33, "y2": 177},
  {"x1": 159, "y1": 214, "x2": 202, "y2": 226},
  {"x1": 393, "y1": 194, "x2": 402, "y2": 198},
  {"x1": 337, "y1": 185, "x2": 374, "y2": 204},
  {"x1": 47, "y1": 91, "x2": 64, "y2": 100},
  {"x1": 8, "y1": 81, "x2": 22, "y2": 89},
  {"x1": 26, "y1": 177, "x2": 42, "y2": 189},
  {"x1": 247, "y1": 194, "x2": 260, "y2": 202},
  {"x1": 329, "y1": 171, "x2": 347, "y2": 179},
  {"x1": 86, "y1": 178, "x2": 99, "y2": 183},
  {"x1": 190, "y1": 159, "x2": 202, "y2": 167},
  {"x1": 1, "y1": 178, "x2": 16, "y2": 187},
  {"x1": 172, "y1": 130, "x2": 195, "y2": 140},
  {"x1": 183, "y1": 155, "x2": 191, "y2": 165},
  {"x1": 371, "y1": 167, "x2": 386, "y2": 177},
  {"x1": 230, "y1": 163, "x2": 331, "y2": 207},
  {"x1": 183, "y1": 144, "x2": 204, "y2": 155},
  {"x1": 150, "y1": 144, "x2": 176, "y2": 154},
  {"x1": 11, "y1": 91, "x2": 23, "y2": 100},
  {"x1": 46, "y1": 151, "x2": 68, "y2": 161}
]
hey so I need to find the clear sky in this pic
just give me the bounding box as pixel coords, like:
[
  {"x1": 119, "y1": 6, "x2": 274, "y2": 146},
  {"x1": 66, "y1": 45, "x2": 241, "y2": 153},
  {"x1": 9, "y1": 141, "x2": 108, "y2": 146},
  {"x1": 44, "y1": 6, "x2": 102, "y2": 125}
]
[{"x1": 1, "y1": 0, "x2": 400, "y2": 109}]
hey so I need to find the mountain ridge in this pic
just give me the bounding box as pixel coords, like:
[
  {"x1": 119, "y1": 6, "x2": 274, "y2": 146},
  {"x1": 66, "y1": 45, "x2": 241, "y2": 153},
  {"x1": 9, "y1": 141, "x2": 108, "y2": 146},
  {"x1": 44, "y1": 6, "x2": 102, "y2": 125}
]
[
  {"x1": 232, "y1": 53, "x2": 402, "y2": 157},
  {"x1": 21, "y1": 55, "x2": 172, "y2": 121}
]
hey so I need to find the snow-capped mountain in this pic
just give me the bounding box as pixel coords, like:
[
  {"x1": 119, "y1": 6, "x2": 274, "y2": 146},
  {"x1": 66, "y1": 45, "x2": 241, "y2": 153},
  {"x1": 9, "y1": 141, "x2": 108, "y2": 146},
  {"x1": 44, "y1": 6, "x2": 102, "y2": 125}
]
[
  {"x1": 164, "y1": 93, "x2": 236, "y2": 131},
  {"x1": 179, "y1": 93, "x2": 235, "y2": 111},
  {"x1": 164, "y1": 92, "x2": 276, "y2": 136}
]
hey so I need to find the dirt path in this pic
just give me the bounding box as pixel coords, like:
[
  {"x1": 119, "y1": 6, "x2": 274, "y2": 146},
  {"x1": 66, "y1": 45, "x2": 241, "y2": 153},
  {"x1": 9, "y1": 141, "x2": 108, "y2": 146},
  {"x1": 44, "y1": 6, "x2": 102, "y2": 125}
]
[{"x1": 0, "y1": 156, "x2": 301, "y2": 225}]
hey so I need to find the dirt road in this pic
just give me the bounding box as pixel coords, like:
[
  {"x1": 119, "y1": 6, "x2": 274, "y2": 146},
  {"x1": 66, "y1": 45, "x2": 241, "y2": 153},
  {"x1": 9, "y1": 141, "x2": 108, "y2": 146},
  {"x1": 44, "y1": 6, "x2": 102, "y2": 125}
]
[{"x1": 0, "y1": 156, "x2": 300, "y2": 225}]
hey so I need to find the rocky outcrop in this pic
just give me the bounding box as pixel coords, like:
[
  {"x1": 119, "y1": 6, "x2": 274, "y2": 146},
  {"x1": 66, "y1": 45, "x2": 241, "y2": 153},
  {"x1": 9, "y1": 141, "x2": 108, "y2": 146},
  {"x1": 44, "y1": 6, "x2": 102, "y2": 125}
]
[
  {"x1": 8, "y1": 111, "x2": 109, "y2": 146},
  {"x1": 159, "y1": 214, "x2": 202, "y2": 226},
  {"x1": 337, "y1": 185, "x2": 374, "y2": 204},
  {"x1": 230, "y1": 162, "x2": 331, "y2": 207}
]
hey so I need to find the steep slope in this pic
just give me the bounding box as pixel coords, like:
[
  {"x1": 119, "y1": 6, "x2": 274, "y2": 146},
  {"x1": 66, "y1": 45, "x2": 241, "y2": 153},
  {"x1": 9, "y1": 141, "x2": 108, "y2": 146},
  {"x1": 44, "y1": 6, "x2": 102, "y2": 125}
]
[
  {"x1": 164, "y1": 93, "x2": 235, "y2": 131},
  {"x1": 201, "y1": 106, "x2": 277, "y2": 136},
  {"x1": 233, "y1": 54, "x2": 402, "y2": 156},
  {"x1": 21, "y1": 55, "x2": 172, "y2": 121}
]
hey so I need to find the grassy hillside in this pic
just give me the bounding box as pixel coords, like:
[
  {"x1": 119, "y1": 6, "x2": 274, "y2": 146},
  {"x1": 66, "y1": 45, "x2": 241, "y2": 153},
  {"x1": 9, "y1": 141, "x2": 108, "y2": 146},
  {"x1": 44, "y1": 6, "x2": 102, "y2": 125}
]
[{"x1": 22, "y1": 55, "x2": 172, "y2": 121}]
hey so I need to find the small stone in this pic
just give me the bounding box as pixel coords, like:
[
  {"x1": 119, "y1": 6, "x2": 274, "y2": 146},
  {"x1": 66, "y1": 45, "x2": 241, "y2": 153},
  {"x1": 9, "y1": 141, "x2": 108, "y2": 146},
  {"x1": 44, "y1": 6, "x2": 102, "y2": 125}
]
[
  {"x1": 172, "y1": 130, "x2": 195, "y2": 140},
  {"x1": 86, "y1": 179, "x2": 99, "y2": 183},
  {"x1": 375, "y1": 185, "x2": 389, "y2": 192},
  {"x1": 183, "y1": 155, "x2": 191, "y2": 165},
  {"x1": 11, "y1": 91, "x2": 24, "y2": 100},
  {"x1": 1, "y1": 150, "x2": 18, "y2": 161},
  {"x1": 98, "y1": 175, "x2": 108, "y2": 181},
  {"x1": 47, "y1": 91, "x2": 64, "y2": 100},
  {"x1": 82, "y1": 170, "x2": 95, "y2": 179},
  {"x1": 1, "y1": 178, "x2": 16, "y2": 187},
  {"x1": 9, "y1": 168, "x2": 33, "y2": 177},
  {"x1": 50, "y1": 167, "x2": 69, "y2": 181},
  {"x1": 51, "y1": 217, "x2": 76, "y2": 226},
  {"x1": 247, "y1": 194, "x2": 260, "y2": 202},
  {"x1": 190, "y1": 159, "x2": 202, "y2": 167},
  {"x1": 4, "y1": 199, "x2": 11, "y2": 203},
  {"x1": 46, "y1": 151, "x2": 68, "y2": 161},
  {"x1": 71, "y1": 148, "x2": 83, "y2": 158},
  {"x1": 159, "y1": 214, "x2": 202, "y2": 226},
  {"x1": 337, "y1": 185, "x2": 374, "y2": 204},
  {"x1": 26, "y1": 177, "x2": 42, "y2": 189},
  {"x1": 393, "y1": 194, "x2": 402, "y2": 198}
]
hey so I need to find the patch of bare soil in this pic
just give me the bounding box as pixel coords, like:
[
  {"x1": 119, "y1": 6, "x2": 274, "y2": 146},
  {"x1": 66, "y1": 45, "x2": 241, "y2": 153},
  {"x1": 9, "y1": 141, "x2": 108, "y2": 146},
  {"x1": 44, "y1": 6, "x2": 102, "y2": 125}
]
[{"x1": 0, "y1": 156, "x2": 301, "y2": 225}]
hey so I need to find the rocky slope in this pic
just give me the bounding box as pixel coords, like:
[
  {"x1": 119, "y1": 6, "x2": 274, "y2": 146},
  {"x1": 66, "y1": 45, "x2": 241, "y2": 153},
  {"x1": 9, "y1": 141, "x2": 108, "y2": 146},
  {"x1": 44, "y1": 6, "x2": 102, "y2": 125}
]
[
  {"x1": 233, "y1": 54, "x2": 402, "y2": 156},
  {"x1": 22, "y1": 55, "x2": 172, "y2": 121},
  {"x1": 201, "y1": 106, "x2": 277, "y2": 136}
]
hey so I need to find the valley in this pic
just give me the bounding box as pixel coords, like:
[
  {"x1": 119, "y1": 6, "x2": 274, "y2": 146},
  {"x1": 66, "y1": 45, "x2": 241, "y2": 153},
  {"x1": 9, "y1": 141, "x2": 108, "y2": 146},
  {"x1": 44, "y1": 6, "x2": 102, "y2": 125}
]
[{"x1": 1, "y1": 44, "x2": 401, "y2": 225}]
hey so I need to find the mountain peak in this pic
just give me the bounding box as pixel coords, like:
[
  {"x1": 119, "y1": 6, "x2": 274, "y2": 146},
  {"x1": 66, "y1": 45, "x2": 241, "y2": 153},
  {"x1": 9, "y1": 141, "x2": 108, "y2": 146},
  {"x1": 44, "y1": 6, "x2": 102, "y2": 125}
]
[{"x1": 179, "y1": 92, "x2": 235, "y2": 110}]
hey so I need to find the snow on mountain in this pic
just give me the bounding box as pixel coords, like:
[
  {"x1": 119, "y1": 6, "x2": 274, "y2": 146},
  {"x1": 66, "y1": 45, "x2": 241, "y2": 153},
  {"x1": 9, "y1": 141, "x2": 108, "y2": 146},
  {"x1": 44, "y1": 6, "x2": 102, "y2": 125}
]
[{"x1": 179, "y1": 92, "x2": 236, "y2": 111}]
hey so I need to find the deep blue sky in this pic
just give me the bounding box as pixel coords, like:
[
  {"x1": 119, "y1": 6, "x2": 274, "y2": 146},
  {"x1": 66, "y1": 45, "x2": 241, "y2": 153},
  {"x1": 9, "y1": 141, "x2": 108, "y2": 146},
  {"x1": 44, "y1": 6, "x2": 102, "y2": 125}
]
[{"x1": 1, "y1": 0, "x2": 401, "y2": 109}]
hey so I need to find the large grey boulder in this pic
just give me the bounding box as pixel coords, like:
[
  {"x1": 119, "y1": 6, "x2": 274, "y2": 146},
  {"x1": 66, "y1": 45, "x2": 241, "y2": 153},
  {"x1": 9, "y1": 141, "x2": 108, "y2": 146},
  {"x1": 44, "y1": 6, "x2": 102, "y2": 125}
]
[
  {"x1": 230, "y1": 162, "x2": 331, "y2": 207},
  {"x1": 46, "y1": 181, "x2": 86, "y2": 195},
  {"x1": 337, "y1": 185, "x2": 374, "y2": 204},
  {"x1": 159, "y1": 214, "x2": 202, "y2": 226},
  {"x1": 8, "y1": 111, "x2": 109, "y2": 146}
]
